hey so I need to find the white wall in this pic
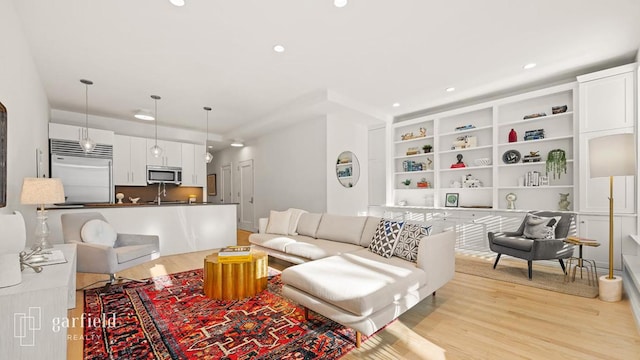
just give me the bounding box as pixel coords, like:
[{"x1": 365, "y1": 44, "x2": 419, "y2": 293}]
[
  {"x1": 208, "y1": 117, "x2": 327, "y2": 230},
  {"x1": 368, "y1": 125, "x2": 386, "y2": 206},
  {"x1": 0, "y1": 0, "x2": 51, "y2": 246},
  {"x1": 326, "y1": 114, "x2": 369, "y2": 215}
]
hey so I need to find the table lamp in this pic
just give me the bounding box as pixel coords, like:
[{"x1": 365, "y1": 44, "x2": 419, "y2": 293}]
[
  {"x1": 20, "y1": 178, "x2": 65, "y2": 250},
  {"x1": 0, "y1": 212, "x2": 27, "y2": 288},
  {"x1": 589, "y1": 133, "x2": 636, "y2": 302}
]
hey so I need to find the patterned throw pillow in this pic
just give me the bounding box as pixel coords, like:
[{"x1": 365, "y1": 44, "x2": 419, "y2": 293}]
[
  {"x1": 394, "y1": 223, "x2": 432, "y2": 262},
  {"x1": 368, "y1": 219, "x2": 404, "y2": 258},
  {"x1": 523, "y1": 214, "x2": 562, "y2": 239}
]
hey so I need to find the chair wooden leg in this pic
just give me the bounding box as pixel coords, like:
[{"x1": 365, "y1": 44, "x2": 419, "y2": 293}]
[
  {"x1": 528, "y1": 260, "x2": 533, "y2": 280},
  {"x1": 559, "y1": 259, "x2": 566, "y2": 274},
  {"x1": 356, "y1": 331, "x2": 362, "y2": 348},
  {"x1": 304, "y1": 307, "x2": 309, "y2": 320},
  {"x1": 493, "y1": 253, "x2": 501, "y2": 269}
]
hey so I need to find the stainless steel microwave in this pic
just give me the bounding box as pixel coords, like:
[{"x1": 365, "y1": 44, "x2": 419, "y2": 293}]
[{"x1": 147, "y1": 166, "x2": 182, "y2": 184}]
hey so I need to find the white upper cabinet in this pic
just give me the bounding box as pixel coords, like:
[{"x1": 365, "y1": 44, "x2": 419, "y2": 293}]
[
  {"x1": 114, "y1": 135, "x2": 147, "y2": 186},
  {"x1": 578, "y1": 64, "x2": 636, "y2": 133},
  {"x1": 49, "y1": 123, "x2": 114, "y2": 145},
  {"x1": 181, "y1": 143, "x2": 206, "y2": 187},
  {"x1": 146, "y1": 139, "x2": 182, "y2": 167}
]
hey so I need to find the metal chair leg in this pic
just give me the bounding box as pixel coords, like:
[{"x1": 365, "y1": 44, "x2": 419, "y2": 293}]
[{"x1": 493, "y1": 254, "x2": 501, "y2": 269}]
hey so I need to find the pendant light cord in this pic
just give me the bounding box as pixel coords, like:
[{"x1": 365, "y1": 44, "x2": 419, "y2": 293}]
[
  {"x1": 85, "y1": 83, "x2": 89, "y2": 132},
  {"x1": 154, "y1": 97, "x2": 158, "y2": 146}
]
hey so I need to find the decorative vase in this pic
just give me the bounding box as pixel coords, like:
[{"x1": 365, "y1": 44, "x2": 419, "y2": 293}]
[
  {"x1": 558, "y1": 193, "x2": 570, "y2": 211},
  {"x1": 508, "y1": 129, "x2": 517, "y2": 143},
  {"x1": 599, "y1": 275, "x2": 622, "y2": 302}
]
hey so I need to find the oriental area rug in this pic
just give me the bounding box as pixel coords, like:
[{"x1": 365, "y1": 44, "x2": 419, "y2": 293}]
[
  {"x1": 455, "y1": 253, "x2": 599, "y2": 298},
  {"x1": 84, "y1": 269, "x2": 362, "y2": 359}
]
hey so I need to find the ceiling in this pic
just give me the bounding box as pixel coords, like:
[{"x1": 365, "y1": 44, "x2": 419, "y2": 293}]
[{"x1": 12, "y1": 0, "x2": 640, "y2": 146}]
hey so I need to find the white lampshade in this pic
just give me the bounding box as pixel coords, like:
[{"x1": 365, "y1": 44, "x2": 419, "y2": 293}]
[
  {"x1": 589, "y1": 134, "x2": 636, "y2": 178},
  {"x1": 20, "y1": 178, "x2": 66, "y2": 206}
]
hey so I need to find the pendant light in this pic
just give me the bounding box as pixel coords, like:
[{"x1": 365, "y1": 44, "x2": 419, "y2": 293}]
[
  {"x1": 149, "y1": 95, "x2": 163, "y2": 158},
  {"x1": 204, "y1": 107, "x2": 213, "y2": 163},
  {"x1": 79, "y1": 79, "x2": 96, "y2": 153}
]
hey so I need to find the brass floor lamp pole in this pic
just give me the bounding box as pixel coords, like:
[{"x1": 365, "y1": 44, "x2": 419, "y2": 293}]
[{"x1": 608, "y1": 175, "x2": 614, "y2": 280}]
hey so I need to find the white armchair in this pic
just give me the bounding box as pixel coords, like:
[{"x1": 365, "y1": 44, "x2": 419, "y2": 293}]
[{"x1": 61, "y1": 212, "x2": 160, "y2": 289}]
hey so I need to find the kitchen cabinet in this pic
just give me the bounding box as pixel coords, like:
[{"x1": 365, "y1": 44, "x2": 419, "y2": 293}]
[
  {"x1": 147, "y1": 139, "x2": 182, "y2": 167},
  {"x1": 114, "y1": 135, "x2": 147, "y2": 186},
  {"x1": 181, "y1": 143, "x2": 207, "y2": 187},
  {"x1": 49, "y1": 122, "x2": 114, "y2": 145}
]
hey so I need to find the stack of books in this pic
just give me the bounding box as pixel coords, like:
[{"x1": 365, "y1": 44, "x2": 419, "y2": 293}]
[{"x1": 217, "y1": 246, "x2": 252, "y2": 263}]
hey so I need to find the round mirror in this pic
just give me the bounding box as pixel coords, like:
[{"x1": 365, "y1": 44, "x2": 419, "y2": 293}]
[{"x1": 336, "y1": 151, "x2": 360, "y2": 188}]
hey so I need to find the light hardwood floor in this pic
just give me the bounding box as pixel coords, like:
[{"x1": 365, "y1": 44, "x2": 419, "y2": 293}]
[{"x1": 67, "y1": 230, "x2": 640, "y2": 359}]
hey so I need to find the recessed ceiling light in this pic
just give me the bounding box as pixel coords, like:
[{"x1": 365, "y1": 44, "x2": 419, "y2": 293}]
[
  {"x1": 273, "y1": 45, "x2": 285, "y2": 53},
  {"x1": 334, "y1": 0, "x2": 348, "y2": 8},
  {"x1": 523, "y1": 63, "x2": 537, "y2": 70},
  {"x1": 207, "y1": 145, "x2": 213, "y2": 149},
  {"x1": 169, "y1": 0, "x2": 185, "y2": 7},
  {"x1": 230, "y1": 141, "x2": 244, "y2": 147},
  {"x1": 134, "y1": 110, "x2": 155, "y2": 121},
  {"x1": 446, "y1": 87, "x2": 456, "y2": 92},
  {"x1": 392, "y1": 103, "x2": 400, "y2": 108}
]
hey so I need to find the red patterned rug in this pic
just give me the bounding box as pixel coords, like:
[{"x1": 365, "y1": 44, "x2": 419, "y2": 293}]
[{"x1": 84, "y1": 269, "x2": 362, "y2": 359}]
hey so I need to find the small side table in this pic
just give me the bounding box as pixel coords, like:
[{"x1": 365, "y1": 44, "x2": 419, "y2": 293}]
[
  {"x1": 203, "y1": 250, "x2": 268, "y2": 300},
  {"x1": 564, "y1": 236, "x2": 600, "y2": 286}
]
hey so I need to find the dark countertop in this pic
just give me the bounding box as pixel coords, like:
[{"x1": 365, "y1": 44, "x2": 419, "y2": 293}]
[{"x1": 47, "y1": 202, "x2": 237, "y2": 210}]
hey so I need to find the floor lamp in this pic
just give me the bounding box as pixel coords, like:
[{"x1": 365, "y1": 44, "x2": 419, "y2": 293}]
[{"x1": 588, "y1": 133, "x2": 636, "y2": 302}]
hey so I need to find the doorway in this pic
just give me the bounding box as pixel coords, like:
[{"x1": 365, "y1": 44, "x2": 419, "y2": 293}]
[
  {"x1": 238, "y1": 159, "x2": 255, "y2": 231},
  {"x1": 220, "y1": 163, "x2": 232, "y2": 204}
]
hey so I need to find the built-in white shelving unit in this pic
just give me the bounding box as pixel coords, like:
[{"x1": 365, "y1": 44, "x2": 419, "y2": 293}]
[{"x1": 391, "y1": 82, "x2": 577, "y2": 211}]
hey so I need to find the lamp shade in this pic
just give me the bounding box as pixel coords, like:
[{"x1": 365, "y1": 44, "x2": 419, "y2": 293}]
[
  {"x1": 589, "y1": 134, "x2": 636, "y2": 178},
  {"x1": 20, "y1": 178, "x2": 65, "y2": 205}
]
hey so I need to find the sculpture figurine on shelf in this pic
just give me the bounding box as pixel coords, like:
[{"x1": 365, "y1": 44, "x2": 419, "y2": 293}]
[
  {"x1": 558, "y1": 193, "x2": 570, "y2": 211},
  {"x1": 506, "y1": 193, "x2": 517, "y2": 210},
  {"x1": 419, "y1": 127, "x2": 427, "y2": 137},
  {"x1": 451, "y1": 154, "x2": 466, "y2": 168}
]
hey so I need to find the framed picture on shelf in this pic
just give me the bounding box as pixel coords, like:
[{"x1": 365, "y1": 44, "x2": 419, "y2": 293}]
[
  {"x1": 207, "y1": 174, "x2": 217, "y2": 196},
  {"x1": 445, "y1": 193, "x2": 459, "y2": 207}
]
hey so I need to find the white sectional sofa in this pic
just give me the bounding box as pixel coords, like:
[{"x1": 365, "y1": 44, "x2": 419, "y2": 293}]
[{"x1": 249, "y1": 211, "x2": 456, "y2": 347}]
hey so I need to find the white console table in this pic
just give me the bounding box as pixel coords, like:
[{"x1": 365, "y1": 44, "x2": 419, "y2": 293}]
[{"x1": 0, "y1": 244, "x2": 77, "y2": 360}]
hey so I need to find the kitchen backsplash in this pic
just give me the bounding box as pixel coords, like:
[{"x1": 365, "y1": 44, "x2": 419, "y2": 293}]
[{"x1": 115, "y1": 184, "x2": 204, "y2": 203}]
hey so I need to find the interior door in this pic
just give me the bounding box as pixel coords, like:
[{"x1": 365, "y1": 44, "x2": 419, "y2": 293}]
[
  {"x1": 239, "y1": 159, "x2": 255, "y2": 231},
  {"x1": 220, "y1": 163, "x2": 232, "y2": 204}
]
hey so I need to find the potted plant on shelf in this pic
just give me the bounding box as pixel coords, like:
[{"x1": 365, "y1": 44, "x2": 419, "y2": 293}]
[
  {"x1": 546, "y1": 149, "x2": 566, "y2": 179},
  {"x1": 422, "y1": 144, "x2": 433, "y2": 154}
]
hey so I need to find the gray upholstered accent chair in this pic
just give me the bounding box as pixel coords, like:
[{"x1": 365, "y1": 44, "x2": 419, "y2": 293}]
[
  {"x1": 488, "y1": 211, "x2": 575, "y2": 280},
  {"x1": 61, "y1": 212, "x2": 160, "y2": 289}
]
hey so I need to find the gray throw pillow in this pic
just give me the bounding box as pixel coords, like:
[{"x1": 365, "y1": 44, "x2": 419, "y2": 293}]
[
  {"x1": 523, "y1": 214, "x2": 561, "y2": 239},
  {"x1": 368, "y1": 219, "x2": 404, "y2": 258},
  {"x1": 394, "y1": 223, "x2": 432, "y2": 262}
]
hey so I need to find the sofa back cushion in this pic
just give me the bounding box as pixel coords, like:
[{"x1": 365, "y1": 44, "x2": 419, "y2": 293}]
[
  {"x1": 315, "y1": 214, "x2": 367, "y2": 245},
  {"x1": 360, "y1": 216, "x2": 381, "y2": 247},
  {"x1": 296, "y1": 213, "x2": 323, "y2": 238}
]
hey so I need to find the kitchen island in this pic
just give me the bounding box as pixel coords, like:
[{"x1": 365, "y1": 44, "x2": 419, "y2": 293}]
[{"x1": 47, "y1": 203, "x2": 237, "y2": 256}]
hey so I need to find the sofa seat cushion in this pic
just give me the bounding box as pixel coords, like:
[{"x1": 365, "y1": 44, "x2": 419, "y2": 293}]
[
  {"x1": 284, "y1": 238, "x2": 362, "y2": 260},
  {"x1": 492, "y1": 235, "x2": 534, "y2": 252},
  {"x1": 249, "y1": 233, "x2": 300, "y2": 252},
  {"x1": 281, "y1": 248, "x2": 426, "y2": 317},
  {"x1": 115, "y1": 244, "x2": 156, "y2": 264}
]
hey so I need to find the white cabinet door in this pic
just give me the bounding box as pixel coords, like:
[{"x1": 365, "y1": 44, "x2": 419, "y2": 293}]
[
  {"x1": 146, "y1": 139, "x2": 181, "y2": 167},
  {"x1": 49, "y1": 123, "x2": 114, "y2": 144},
  {"x1": 181, "y1": 143, "x2": 196, "y2": 186},
  {"x1": 579, "y1": 69, "x2": 635, "y2": 133},
  {"x1": 194, "y1": 144, "x2": 206, "y2": 186},
  {"x1": 578, "y1": 128, "x2": 635, "y2": 213},
  {"x1": 113, "y1": 135, "x2": 131, "y2": 185},
  {"x1": 114, "y1": 135, "x2": 147, "y2": 186},
  {"x1": 129, "y1": 136, "x2": 147, "y2": 186},
  {"x1": 577, "y1": 214, "x2": 623, "y2": 271}
]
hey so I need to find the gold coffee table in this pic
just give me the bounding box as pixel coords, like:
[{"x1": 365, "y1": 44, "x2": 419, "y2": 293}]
[{"x1": 203, "y1": 250, "x2": 268, "y2": 300}]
